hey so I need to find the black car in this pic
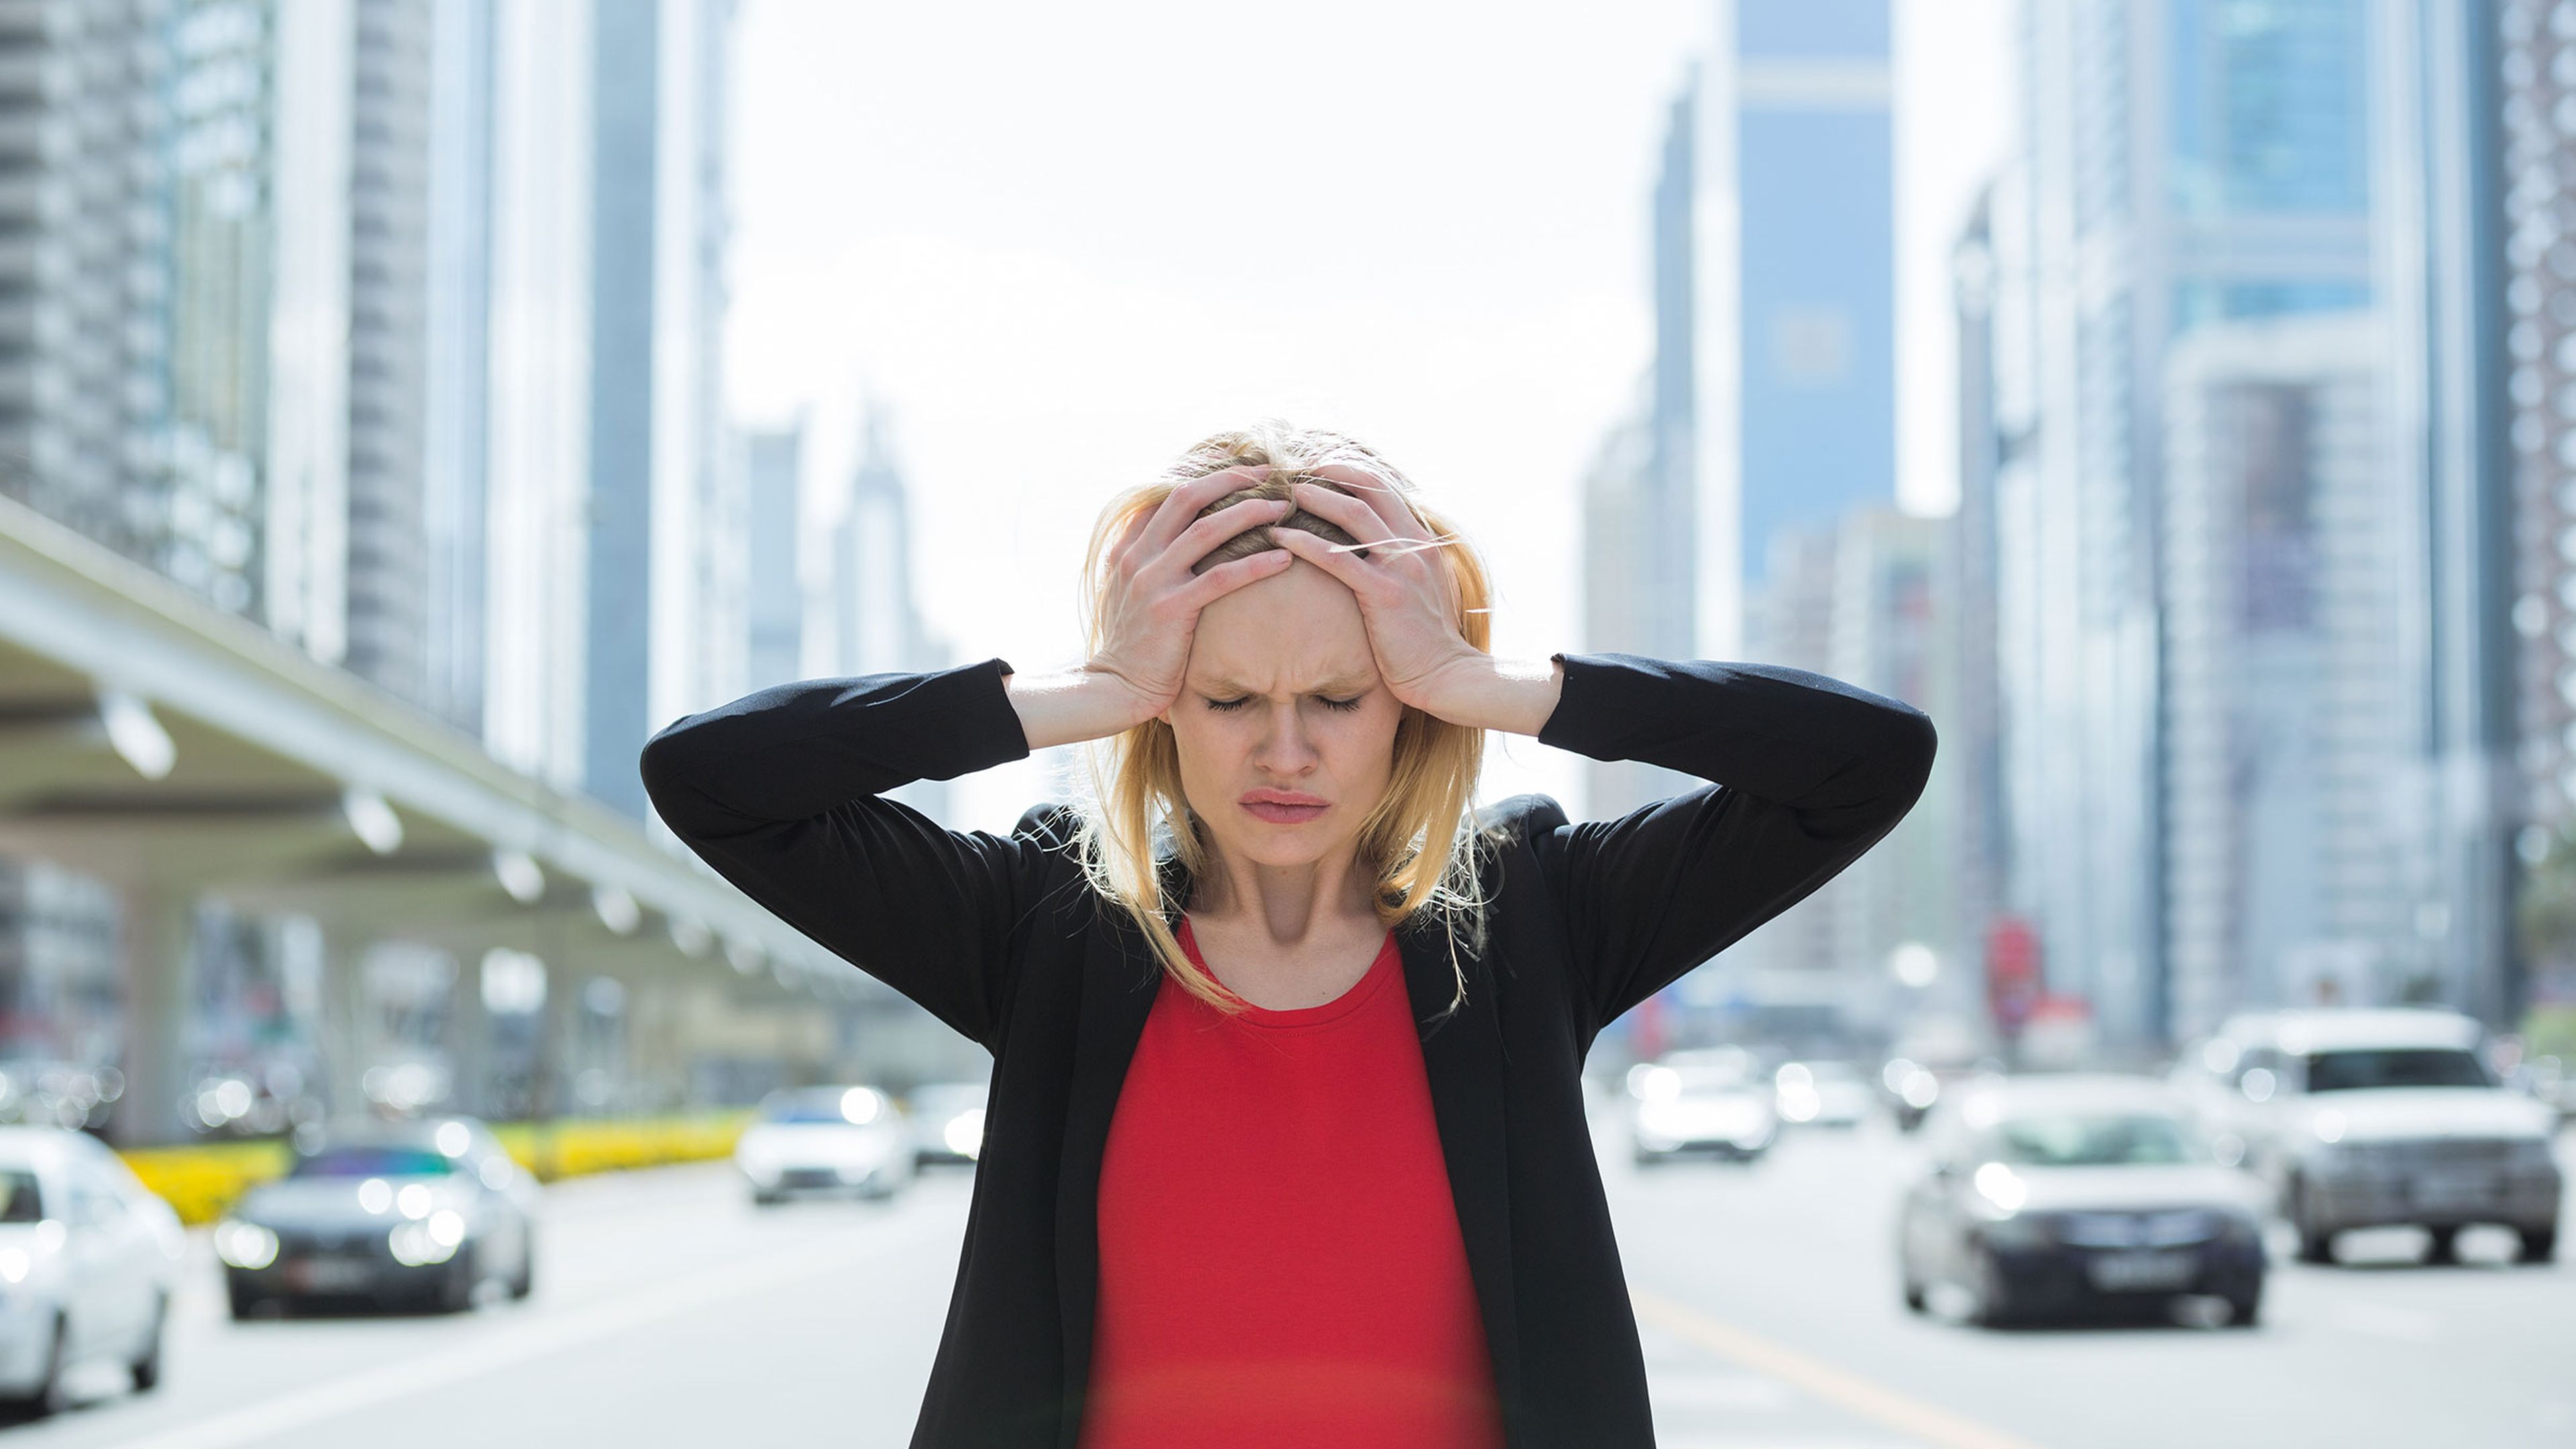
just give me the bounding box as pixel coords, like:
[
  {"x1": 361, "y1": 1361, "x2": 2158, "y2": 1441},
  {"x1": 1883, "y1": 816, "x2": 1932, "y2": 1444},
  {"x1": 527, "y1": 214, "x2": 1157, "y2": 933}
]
[
  {"x1": 1898, "y1": 1075, "x2": 2267, "y2": 1328},
  {"x1": 215, "y1": 1118, "x2": 539, "y2": 1316}
]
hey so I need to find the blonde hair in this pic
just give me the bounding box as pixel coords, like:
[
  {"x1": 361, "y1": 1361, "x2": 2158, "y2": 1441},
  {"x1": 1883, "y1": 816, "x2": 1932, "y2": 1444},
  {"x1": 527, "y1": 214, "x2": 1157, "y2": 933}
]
[{"x1": 1071, "y1": 419, "x2": 1501, "y2": 1016}]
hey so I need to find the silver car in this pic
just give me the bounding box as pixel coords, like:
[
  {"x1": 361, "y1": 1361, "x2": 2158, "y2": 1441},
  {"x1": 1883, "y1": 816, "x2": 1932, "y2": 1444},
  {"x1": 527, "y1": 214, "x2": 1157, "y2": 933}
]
[
  {"x1": 2174, "y1": 1008, "x2": 2563, "y2": 1265},
  {"x1": 217, "y1": 1117, "x2": 539, "y2": 1316},
  {"x1": 0, "y1": 1128, "x2": 184, "y2": 1414}
]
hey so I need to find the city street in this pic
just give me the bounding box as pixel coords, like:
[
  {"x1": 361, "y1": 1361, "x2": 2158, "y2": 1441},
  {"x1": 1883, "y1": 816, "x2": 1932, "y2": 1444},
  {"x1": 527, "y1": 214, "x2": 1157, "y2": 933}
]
[{"x1": 1, "y1": 1096, "x2": 2568, "y2": 1449}]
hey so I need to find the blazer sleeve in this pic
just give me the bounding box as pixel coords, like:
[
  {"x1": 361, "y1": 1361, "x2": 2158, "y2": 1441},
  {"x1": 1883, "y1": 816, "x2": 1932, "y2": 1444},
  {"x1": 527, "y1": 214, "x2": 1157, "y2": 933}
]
[
  {"x1": 1527, "y1": 651, "x2": 1938, "y2": 1036},
  {"x1": 635, "y1": 656, "x2": 1057, "y2": 1051}
]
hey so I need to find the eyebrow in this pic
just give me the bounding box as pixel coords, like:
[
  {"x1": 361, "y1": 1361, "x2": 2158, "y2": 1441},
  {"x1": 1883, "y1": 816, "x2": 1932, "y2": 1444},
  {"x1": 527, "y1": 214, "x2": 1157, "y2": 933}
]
[{"x1": 1199, "y1": 674, "x2": 1376, "y2": 696}]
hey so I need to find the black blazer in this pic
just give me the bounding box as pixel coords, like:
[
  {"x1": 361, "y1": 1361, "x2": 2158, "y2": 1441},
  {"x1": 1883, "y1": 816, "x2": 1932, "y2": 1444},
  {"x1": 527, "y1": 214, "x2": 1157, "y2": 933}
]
[{"x1": 637, "y1": 650, "x2": 1935, "y2": 1448}]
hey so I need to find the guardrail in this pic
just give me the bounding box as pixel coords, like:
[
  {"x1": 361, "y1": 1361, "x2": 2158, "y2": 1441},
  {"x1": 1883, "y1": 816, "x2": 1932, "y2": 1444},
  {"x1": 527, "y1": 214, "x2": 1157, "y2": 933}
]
[{"x1": 120, "y1": 1112, "x2": 757, "y2": 1224}]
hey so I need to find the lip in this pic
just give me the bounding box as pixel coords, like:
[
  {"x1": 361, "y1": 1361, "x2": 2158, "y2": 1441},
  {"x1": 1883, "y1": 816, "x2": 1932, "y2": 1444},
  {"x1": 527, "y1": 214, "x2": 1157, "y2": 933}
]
[{"x1": 1239, "y1": 789, "x2": 1328, "y2": 824}]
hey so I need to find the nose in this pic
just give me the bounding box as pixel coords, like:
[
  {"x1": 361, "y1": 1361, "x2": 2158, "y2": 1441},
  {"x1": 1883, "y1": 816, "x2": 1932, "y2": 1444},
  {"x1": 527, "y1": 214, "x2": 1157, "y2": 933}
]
[{"x1": 1250, "y1": 702, "x2": 1321, "y2": 776}]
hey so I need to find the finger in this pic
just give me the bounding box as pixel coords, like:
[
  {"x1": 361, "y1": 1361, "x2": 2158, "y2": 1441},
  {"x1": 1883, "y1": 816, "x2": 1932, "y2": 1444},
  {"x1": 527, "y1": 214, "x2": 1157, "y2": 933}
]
[
  {"x1": 1104, "y1": 498, "x2": 1159, "y2": 572},
  {"x1": 1161, "y1": 495, "x2": 1293, "y2": 574},
  {"x1": 1269, "y1": 526, "x2": 1375, "y2": 592},
  {"x1": 1172, "y1": 545, "x2": 1293, "y2": 612},
  {"x1": 1305, "y1": 464, "x2": 1423, "y2": 542},
  {"x1": 1287, "y1": 479, "x2": 1397, "y2": 547},
  {"x1": 1138, "y1": 464, "x2": 1272, "y2": 558}
]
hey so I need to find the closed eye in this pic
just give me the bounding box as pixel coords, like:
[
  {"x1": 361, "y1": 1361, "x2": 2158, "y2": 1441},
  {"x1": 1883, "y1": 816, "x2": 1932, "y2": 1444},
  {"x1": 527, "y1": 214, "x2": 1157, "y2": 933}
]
[{"x1": 1205, "y1": 696, "x2": 1366, "y2": 712}]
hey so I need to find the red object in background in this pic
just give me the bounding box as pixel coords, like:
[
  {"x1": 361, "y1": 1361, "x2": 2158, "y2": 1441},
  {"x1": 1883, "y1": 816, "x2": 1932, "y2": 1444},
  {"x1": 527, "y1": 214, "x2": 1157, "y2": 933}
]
[
  {"x1": 1633, "y1": 991, "x2": 1671, "y2": 1062},
  {"x1": 1984, "y1": 915, "x2": 2041, "y2": 1037}
]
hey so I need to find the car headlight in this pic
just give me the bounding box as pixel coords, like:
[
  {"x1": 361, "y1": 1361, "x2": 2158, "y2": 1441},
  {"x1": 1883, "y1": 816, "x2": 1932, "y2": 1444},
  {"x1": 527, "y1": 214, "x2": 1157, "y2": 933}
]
[
  {"x1": 944, "y1": 1109, "x2": 985, "y2": 1160},
  {"x1": 214, "y1": 1219, "x2": 280, "y2": 1271},
  {"x1": 388, "y1": 1210, "x2": 466, "y2": 1268}
]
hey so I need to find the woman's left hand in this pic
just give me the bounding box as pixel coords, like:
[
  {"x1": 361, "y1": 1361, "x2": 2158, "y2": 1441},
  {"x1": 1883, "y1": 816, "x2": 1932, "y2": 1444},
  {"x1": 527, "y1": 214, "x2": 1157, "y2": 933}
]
[{"x1": 1270, "y1": 468, "x2": 1484, "y2": 716}]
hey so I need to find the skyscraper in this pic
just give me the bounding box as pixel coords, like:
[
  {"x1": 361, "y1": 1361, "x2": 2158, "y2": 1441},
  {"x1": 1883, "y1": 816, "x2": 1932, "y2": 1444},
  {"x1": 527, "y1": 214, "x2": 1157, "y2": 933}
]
[
  {"x1": 741, "y1": 422, "x2": 806, "y2": 692},
  {"x1": 1694, "y1": 0, "x2": 1895, "y2": 660},
  {"x1": 1994, "y1": 0, "x2": 2377, "y2": 1046}
]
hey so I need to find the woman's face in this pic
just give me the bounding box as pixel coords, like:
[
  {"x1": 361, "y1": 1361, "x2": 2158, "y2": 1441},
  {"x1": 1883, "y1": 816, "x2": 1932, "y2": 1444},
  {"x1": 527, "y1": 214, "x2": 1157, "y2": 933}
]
[{"x1": 1161, "y1": 556, "x2": 1403, "y2": 875}]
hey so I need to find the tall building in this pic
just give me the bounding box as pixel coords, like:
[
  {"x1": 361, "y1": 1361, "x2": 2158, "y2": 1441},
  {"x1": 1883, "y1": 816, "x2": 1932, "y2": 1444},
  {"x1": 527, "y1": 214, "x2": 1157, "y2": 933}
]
[
  {"x1": 742, "y1": 422, "x2": 804, "y2": 691},
  {"x1": 1947, "y1": 189, "x2": 2015, "y2": 1026},
  {"x1": 2160, "y1": 315, "x2": 2420, "y2": 1036},
  {"x1": 583, "y1": 0, "x2": 738, "y2": 821},
  {"x1": 828, "y1": 406, "x2": 948, "y2": 819},
  {"x1": 1692, "y1": 0, "x2": 1894, "y2": 659},
  {"x1": 423, "y1": 0, "x2": 496, "y2": 738},
  {"x1": 1994, "y1": 0, "x2": 2376, "y2": 1046},
  {"x1": 1735, "y1": 508, "x2": 1954, "y2": 1006}
]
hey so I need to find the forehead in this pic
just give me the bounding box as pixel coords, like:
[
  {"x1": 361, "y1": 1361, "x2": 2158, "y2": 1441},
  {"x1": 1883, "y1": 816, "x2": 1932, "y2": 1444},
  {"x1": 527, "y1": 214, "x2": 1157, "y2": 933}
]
[{"x1": 1187, "y1": 559, "x2": 1377, "y2": 691}]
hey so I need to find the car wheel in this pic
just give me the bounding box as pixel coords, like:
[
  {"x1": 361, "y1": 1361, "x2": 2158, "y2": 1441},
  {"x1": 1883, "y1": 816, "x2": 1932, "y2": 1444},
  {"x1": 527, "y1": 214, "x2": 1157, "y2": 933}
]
[
  {"x1": 439, "y1": 1248, "x2": 480, "y2": 1313},
  {"x1": 1902, "y1": 1275, "x2": 1927, "y2": 1313},
  {"x1": 2517, "y1": 1227, "x2": 2557, "y2": 1265},
  {"x1": 2290, "y1": 1182, "x2": 2334, "y2": 1264},
  {"x1": 2, "y1": 1316, "x2": 69, "y2": 1416},
  {"x1": 510, "y1": 1248, "x2": 535, "y2": 1299},
  {"x1": 2225, "y1": 1288, "x2": 2262, "y2": 1328},
  {"x1": 226, "y1": 1280, "x2": 266, "y2": 1321},
  {"x1": 1969, "y1": 1248, "x2": 2017, "y2": 1328},
  {"x1": 2422, "y1": 1226, "x2": 2461, "y2": 1265},
  {"x1": 751, "y1": 1189, "x2": 785, "y2": 1206},
  {"x1": 131, "y1": 1292, "x2": 168, "y2": 1391}
]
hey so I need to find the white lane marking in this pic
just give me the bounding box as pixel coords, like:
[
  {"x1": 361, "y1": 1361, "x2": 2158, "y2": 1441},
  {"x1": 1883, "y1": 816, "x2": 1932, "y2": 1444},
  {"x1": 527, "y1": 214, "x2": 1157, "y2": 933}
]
[
  {"x1": 1660, "y1": 1439, "x2": 1926, "y2": 1448},
  {"x1": 92, "y1": 1222, "x2": 924, "y2": 1449}
]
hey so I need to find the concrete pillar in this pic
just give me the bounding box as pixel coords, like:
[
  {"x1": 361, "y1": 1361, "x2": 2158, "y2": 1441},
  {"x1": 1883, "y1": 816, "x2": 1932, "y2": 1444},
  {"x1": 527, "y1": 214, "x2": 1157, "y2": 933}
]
[
  {"x1": 446, "y1": 947, "x2": 491, "y2": 1118},
  {"x1": 115, "y1": 883, "x2": 197, "y2": 1146},
  {"x1": 315, "y1": 925, "x2": 367, "y2": 1126}
]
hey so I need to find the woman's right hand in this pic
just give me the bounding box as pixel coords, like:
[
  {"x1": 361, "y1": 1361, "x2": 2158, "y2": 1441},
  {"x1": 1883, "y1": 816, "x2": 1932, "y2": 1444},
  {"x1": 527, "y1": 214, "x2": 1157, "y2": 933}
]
[{"x1": 1085, "y1": 464, "x2": 1295, "y2": 723}]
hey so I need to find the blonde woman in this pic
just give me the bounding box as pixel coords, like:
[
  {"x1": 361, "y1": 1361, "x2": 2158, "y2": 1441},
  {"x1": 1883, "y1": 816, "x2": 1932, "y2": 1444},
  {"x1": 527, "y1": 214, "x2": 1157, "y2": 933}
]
[{"x1": 639, "y1": 421, "x2": 1936, "y2": 1449}]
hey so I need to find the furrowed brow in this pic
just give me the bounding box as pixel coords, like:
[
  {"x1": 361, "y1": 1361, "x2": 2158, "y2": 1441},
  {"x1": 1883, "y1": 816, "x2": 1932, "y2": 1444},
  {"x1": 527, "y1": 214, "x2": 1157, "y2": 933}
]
[{"x1": 1202, "y1": 673, "x2": 1377, "y2": 696}]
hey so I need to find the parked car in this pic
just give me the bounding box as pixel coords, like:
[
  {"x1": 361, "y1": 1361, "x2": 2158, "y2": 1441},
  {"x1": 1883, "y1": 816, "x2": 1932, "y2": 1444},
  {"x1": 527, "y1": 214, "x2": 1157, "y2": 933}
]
[
  {"x1": 735, "y1": 1086, "x2": 916, "y2": 1203},
  {"x1": 1625, "y1": 1049, "x2": 1778, "y2": 1165},
  {"x1": 0, "y1": 1128, "x2": 184, "y2": 1413},
  {"x1": 906, "y1": 1083, "x2": 989, "y2": 1169},
  {"x1": 1898, "y1": 1075, "x2": 2267, "y2": 1328},
  {"x1": 2171, "y1": 1008, "x2": 2563, "y2": 1264},
  {"x1": 1775, "y1": 1060, "x2": 1875, "y2": 1128},
  {"x1": 217, "y1": 1116, "x2": 539, "y2": 1317}
]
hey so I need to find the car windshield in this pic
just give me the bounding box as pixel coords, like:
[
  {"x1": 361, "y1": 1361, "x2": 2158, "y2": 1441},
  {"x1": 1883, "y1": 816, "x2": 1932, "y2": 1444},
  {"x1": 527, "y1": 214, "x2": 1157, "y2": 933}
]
[
  {"x1": 2304, "y1": 1048, "x2": 2492, "y2": 1092},
  {"x1": 292, "y1": 1146, "x2": 455, "y2": 1177},
  {"x1": 0, "y1": 1170, "x2": 38, "y2": 1222},
  {"x1": 1987, "y1": 1112, "x2": 2204, "y2": 1167},
  {"x1": 763, "y1": 1090, "x2": 870, "y2": 1124}
]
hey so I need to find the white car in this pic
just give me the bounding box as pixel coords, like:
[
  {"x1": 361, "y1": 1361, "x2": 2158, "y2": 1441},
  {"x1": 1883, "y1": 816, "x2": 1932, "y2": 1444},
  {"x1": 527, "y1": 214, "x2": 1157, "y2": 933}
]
[
  {"x1": 1775, "y1": 1060, "x2": 1876, "y2": 1128},
  {"x1": 0, "y1": 1128, "x2": 184, "y2": 1413},
  {"x1": 1626, "y1": 1049, "x2": 1779, "y2": 1165},
  {"x1": 736, "y1": 1086, "x2": 916, "y2": 1204},
  {"x1": 906, "y1": 1083, "x2": 989, "y2": 1169},
  {"x1": 2173, "y1": 1008, "x2": 2563, "y2": 1264}
]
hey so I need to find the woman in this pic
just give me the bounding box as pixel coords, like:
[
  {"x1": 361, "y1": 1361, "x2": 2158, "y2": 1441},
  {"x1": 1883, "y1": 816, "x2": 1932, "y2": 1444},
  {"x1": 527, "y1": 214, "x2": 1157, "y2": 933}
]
[{"x1": 638, "y1": 421, "x2": 1936, "y2": 1448}]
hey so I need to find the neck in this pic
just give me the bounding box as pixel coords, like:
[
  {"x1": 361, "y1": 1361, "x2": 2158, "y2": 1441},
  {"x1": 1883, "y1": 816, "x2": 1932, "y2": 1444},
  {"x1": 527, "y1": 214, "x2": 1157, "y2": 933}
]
[{"x1": 1187, "y1": 835, "x2": 1379, "y2": 947}]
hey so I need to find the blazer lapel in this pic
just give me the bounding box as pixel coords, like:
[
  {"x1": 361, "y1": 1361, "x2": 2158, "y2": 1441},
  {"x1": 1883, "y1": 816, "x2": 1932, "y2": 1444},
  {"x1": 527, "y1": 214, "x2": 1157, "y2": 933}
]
[
  {"x1": 1051, "y1": 883, "x2": 1169, "y2": 1446},
  {"x1": 1399, "y1": 911, "x2": 1525, "y2": 1429}
]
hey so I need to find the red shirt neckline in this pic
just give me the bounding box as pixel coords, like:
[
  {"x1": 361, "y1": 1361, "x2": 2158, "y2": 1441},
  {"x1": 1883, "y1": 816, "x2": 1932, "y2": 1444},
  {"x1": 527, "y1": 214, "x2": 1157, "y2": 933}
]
[{"x1": 1175, "y1": 915, "x2": 1400, "y2": 1030}]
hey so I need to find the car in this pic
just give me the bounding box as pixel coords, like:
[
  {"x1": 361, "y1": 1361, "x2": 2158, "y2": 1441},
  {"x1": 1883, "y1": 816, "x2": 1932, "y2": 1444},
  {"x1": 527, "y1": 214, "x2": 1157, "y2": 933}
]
[
  {"x1": 1897, "y1": 1075, "x2": 2267, "y2": 1328},
  {"x1": 0, "y1": 1127, "x2": 184, "y2": 1413},
  {"x1": 1774, "y1": 1060, "x2": 1875, "y2": 1128},
  {"x1": 906, "y1": 1083, "x2": 989, "y2": 1169},
  {"x1": 1625, "y1": 1049, "x2": 1779, "y2": 1165},
  {"x1": 2172, "y1": 1008, "x2": 2562, "y2": 1265},
  {"x1": 735, "y1": 1085, "x2": 916, "y2": 1203},
  {"x1": 216, "y1": 1116, "x2": 539, "y2": 1317}
]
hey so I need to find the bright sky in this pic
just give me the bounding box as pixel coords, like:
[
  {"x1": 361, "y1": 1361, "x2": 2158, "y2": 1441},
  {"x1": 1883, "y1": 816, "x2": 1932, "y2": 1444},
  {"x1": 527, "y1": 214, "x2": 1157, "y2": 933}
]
[{"x1": 727, "y1": 0, "x2": 2012, "y2": 833}]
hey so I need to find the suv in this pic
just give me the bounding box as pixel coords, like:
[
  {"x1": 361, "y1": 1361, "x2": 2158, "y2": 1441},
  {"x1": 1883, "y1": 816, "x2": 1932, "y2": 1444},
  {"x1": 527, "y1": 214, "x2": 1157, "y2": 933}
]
[{"x1": 2171, "y1": 1008, "x2": 2562, "y2": 1265}]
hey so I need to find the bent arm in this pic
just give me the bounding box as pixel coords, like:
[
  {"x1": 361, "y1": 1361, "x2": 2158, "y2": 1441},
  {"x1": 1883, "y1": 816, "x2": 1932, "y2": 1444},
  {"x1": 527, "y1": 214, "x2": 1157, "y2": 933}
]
[
  {"x1": 1527, "y1": 651, "x2": 1938, "y2": 1037},
  {"x1": 637, "y1": 657, "x2": 1048, "y2": 1049}
]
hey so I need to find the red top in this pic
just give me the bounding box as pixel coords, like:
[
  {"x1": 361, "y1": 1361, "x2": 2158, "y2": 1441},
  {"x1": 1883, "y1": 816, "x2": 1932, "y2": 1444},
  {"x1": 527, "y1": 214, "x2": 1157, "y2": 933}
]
[{"x1": 1079, "y1": 917, "x2": 1505, "y2": 1449}]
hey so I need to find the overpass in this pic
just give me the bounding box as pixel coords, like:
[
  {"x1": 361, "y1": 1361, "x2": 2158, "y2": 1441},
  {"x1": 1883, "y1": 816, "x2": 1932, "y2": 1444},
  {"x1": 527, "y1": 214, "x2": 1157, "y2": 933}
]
[{"x1": 0, "y1": 492, "x2": 913, "y2": 1143}]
